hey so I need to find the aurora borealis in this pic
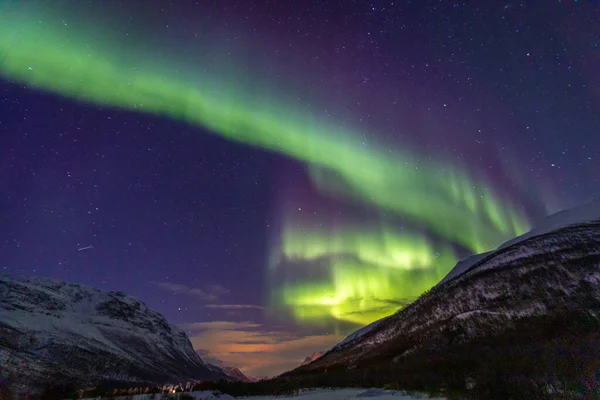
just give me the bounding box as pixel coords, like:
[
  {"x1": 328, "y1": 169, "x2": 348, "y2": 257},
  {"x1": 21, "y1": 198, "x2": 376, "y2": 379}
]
[
  {"x1": 2, "y1": 0, "x2": 599, "y2": 377},
  {"x1": 0, "y1": 3, "x2": 526, "y2": 253},
  {"x1": 270, "y1": 220, "x2": 459, "y2": 326},
  {"x1": 0, "y1": 2, "x2": 532, "y2": 327}
]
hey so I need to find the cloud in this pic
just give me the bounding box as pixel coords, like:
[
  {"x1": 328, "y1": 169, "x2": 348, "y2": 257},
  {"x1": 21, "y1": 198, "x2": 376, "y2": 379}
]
[
  {"x1": 204, "y1": 304, "x2": 265, "y2": 310},
  {"x1": 150, "y1": 281, "x2": 229, "y2": 302},
  {"x1": 204, "y1": 284, "x2": 230, "y2": 296},
  {"x1": 184, "y1": 320, "x2": 344, "y2": 378}
]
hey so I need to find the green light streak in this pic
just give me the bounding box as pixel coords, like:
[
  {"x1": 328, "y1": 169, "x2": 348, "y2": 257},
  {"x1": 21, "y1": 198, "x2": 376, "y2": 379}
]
[
  {"x1": 0, "y1": 7, "x2": 527, "y2": 249},
  {"x1": 1, "y1": 5, "x2": 531, "y2": 328},
  {"x1": 280, "y1": 224, "x2": 437, "y2": 270},
  {"x1": 271, "y1": 223, "x2": 457, "y2": 325}
]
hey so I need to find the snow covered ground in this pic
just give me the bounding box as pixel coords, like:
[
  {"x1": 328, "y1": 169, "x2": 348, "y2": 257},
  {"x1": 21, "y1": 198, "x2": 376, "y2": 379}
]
[
  {"x1": 92, "y1": 388, "x2": 446, "y2": 400},
  {"x1": 244, "y1": 388, "x2": 445, "y2": 399}
]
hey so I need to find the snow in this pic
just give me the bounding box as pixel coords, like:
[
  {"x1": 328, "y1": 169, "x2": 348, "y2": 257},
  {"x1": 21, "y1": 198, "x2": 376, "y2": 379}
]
[
  {"x1": 244, "y1": 388, "x2": 445, "y2": 399},
  {"x1": 499, "y1": 200, "x2": 600, "y2": 248},
  {"x1": 300, "y1": 351, "x2": 324, "y2": 366},
  {"x1": 438, "y1": 199, "x2": 600, "y2": 286},
  {"x1": 434, "y1": 252, "x2": 490, "y2": 287},
  {"x1": 91, "y1": 388, "x2": 445, "y2": 400},
  {"x1": 1, "y1": 276, "x2": 169, "y2": 351},
  {"x1": 333, "y1": 317, "x2": 389, "y2": 350},
  {"x1": 452, "y1": 310, "x2": 505, "y2": 320},
  {"x1": 0, "y1": 274, "x2": 226, "y2": 392}
]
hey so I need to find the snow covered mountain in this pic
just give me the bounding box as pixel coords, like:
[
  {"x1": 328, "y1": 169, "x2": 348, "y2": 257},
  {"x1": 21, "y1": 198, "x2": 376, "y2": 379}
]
[
  {"x1": 218, "y1": 366, "x2": 253, "y2": 383},
  {"x1": 287, "y1": 201, "x2": 600, "y2": 393},
  {"x1": 438, "y1": 199, "x2": 600, "y2": 286},
  {"x1": 300, "y1": 352, "x2": 324, "y2": 366},
  {"x1": 196, "y1": 350, "x2": 254, "y2": 382},
  {"x1": 332, "y1": 317, "x2": 389, "y2": 351},
  {"x1": 0, "y1": 275, "x2": 228, "y2": 395}
]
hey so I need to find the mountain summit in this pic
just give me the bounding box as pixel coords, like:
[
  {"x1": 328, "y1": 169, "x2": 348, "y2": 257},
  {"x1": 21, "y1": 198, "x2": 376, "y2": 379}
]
[
  {"x1": 196, "y1": 349, "x2": 254, "y2": 382},
  {"x1": 300, "y1": 351, "x2": 324, "y2": 366},
  {"x1": 0, "y1": 275, "x2": 228, "y2": 395}
]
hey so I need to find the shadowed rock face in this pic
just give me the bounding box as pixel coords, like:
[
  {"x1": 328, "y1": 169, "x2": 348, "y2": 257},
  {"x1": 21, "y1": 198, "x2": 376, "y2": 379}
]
[
  {"x1": 286, "y1": 216, "x2": 600, "y2": 391},
  {"x1": 0, "y1": 276, "x2": 228, "y2": 395}
]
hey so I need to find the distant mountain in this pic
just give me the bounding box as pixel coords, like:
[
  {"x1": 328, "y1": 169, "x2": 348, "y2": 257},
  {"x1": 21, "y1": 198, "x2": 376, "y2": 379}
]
[
  {"x1": 286, "y1": 201, "x2": 600, "y2": 396},
  {"x1": 196, "y1": 349, "x2": 254, "y2": 382},
  {"x1": 0, "y1": 275, "x2": 228, "y2": 396},
  {"x1": 300, "y1": 351, "x2": 324, "y2": 366},
  {"x1": 221, "y1": 366, "x2": 252, "y2": 382}
]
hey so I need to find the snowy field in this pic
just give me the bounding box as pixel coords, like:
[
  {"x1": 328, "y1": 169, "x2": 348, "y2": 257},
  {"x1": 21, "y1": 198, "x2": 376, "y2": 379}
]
[
  {"x1": 243, "y1": 388, "x2": 446, "y2": 399},
  {"x1": 93, "y1": 388, "x2": 446, "y2": 400}
]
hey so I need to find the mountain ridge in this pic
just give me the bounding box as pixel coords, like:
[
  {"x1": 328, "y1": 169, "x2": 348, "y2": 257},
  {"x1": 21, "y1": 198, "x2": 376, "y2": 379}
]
[
  {"x1": 0, "y1": 275, "x2": 228, "y2": 395},
  {"x1": 285, "y1": 202, "x2": 600, "y2": 395},
  {"x1": 300, "y1": 351, "x2": 324, "y2": 366},
  {"x1": 438, "y1": 200, "x2": 600, "y2": 286},
  {"x1": 330, "y1": 202, "x2": 600, "y2": 354},
  {"x1": 196, "y1": 349, "x2": 255, "y2": 382}
]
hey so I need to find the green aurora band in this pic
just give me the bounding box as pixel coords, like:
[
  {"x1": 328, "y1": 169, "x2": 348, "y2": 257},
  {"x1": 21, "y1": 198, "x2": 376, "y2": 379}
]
[
  {"x1": 0, "y1": 5, "x2": 530, "y2": 328},
  {"x1": 270, "y1": 221, "x2": 459, "y2": 326}
]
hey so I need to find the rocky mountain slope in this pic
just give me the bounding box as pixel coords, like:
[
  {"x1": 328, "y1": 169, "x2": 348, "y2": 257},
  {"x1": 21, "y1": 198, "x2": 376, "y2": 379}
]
[
  {"x1": 0, "y1": 275, "x2": 228, "y2": 395},
  {"x1": 286, "y1": 201, "x2": 600, "y2": 395}
]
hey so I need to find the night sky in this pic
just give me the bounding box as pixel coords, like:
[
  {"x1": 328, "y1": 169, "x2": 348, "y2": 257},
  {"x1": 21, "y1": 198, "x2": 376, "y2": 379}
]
[{"x1": 1, "y1": 0, "x2": 599, "y2": 377}]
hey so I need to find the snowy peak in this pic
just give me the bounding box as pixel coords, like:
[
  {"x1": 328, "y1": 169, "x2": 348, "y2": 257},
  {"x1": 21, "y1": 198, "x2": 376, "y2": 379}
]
[
  {"x1": 300, "y1": 351, "x2": 324, "y2": 366},
  {"x1": 220, "y1": 366, "x2": 252, "y2": 382},
  {"x1": 439, "y1": 199, "x2": 600, "y2": 286},
  {"x1": 0, "y1": 274, "x2": 227, "y2": 395},
  {"x1": 333, "y1": 317, "x2": 389, "y2": 351},
  {"x1": 502, "y1": 199, "x2": 600, "y2": 248}
]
